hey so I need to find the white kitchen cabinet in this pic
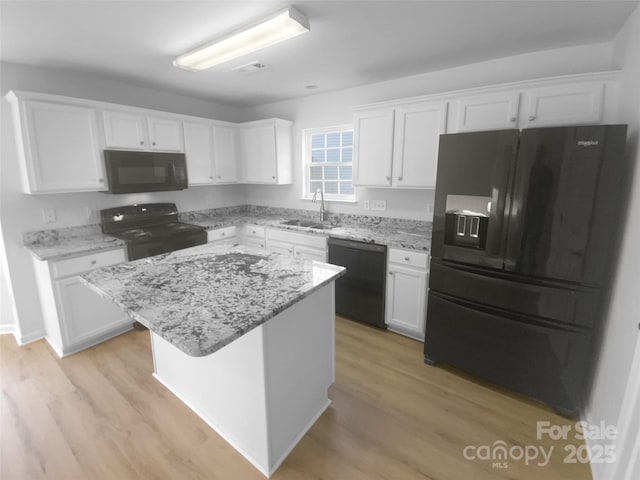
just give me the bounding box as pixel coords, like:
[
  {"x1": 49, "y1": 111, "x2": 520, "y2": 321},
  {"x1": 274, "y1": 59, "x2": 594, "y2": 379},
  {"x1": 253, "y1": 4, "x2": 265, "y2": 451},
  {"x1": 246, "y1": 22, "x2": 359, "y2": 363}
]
[
  {"x1": 354, "y1": 101, "x2": 447, "y2": 188},
  {"x1": 353, "y1": 108, "x2": 395, "y2": 186},
  {"x1": 265, "y1": 228, "x2": 327, "y2": 261},
  {"x1": 242, "y1": 225, "x2": 266, "y2": 250},
  {"x1": 184, "y1": 121, "x2": 215, "y2": 185},
  {"x1": 213, "y1": 125, "x2": 238, "y2": 183},
  {"x1": 103, "y1": 110, "x2": 183, "y2": 152},
  {"x1": 184, "y1": 122, "x2": 239, "y2": 185},
  {"x1": 239, "y1": 118, "x2": 292, "y2": 184},
  {"x1": 455, "y1": 91, "x2": 521, "y2": 132},
  {"x1": 207, "y1": 226, "x2": 237, "y2": 245},
  {"x1": 523, "y1": 82, "x2": 604, "y2": 127},
  {"x1": 392, "y1": 101, "x2": 448, "y2": 188},
  {"x1": 385, "y1": 248, "x2": 429, "y2": 340},
  {"x1": 6, "y1": 93, "x2": 107, "y2": 194},
  {"x1": 32, "y1": 248, "x2": 132, "y2": 357}
]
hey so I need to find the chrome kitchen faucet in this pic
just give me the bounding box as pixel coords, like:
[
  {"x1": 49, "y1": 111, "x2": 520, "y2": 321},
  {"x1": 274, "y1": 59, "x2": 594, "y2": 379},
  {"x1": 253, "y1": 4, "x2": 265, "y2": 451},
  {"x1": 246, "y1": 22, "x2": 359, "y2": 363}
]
[{"x1": 312, "y1": 188, "x2": 326, "y2": 222}]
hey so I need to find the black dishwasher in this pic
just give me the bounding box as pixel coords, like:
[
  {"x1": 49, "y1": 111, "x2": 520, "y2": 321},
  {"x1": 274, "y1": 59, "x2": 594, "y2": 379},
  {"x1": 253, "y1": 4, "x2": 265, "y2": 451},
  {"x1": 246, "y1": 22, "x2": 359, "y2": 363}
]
[{"x1": 327, "y1": 238, "x2": 387, "y2": 328}]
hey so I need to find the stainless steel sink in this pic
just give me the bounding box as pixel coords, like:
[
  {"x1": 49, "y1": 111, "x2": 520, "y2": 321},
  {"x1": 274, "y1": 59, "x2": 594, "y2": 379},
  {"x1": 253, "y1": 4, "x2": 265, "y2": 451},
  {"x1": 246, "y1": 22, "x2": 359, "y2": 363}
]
[{"x1": 281, "y1": 219, "x2": 335, "y2": 230}]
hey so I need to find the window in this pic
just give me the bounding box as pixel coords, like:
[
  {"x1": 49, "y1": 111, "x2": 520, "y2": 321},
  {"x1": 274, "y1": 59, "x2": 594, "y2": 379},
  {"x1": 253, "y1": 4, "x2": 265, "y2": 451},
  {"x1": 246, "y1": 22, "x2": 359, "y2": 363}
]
[{"x1": 303, "y1": 125, "x2": 355, "y2": 201}]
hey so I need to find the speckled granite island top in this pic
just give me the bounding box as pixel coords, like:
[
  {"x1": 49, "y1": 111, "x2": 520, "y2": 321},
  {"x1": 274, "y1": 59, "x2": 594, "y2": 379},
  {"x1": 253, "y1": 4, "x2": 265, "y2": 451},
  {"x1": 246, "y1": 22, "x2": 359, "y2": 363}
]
[{"x1": 80, "y1": 243, "x2": 345, "y2": 357}]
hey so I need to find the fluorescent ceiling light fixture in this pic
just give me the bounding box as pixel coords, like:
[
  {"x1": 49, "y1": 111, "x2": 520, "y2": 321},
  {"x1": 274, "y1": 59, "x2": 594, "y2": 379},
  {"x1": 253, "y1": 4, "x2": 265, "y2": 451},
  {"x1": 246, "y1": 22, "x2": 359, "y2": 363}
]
[{"x1": 174, "y1": 6, "x2": 310, "y2": 71}]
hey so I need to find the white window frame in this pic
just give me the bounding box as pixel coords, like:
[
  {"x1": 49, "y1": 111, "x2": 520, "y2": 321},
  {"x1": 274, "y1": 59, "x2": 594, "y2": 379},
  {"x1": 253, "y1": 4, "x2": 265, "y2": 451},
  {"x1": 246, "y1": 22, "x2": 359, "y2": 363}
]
[{"x1": 302, "y1": 124, "x2": 356, "y2": 202}]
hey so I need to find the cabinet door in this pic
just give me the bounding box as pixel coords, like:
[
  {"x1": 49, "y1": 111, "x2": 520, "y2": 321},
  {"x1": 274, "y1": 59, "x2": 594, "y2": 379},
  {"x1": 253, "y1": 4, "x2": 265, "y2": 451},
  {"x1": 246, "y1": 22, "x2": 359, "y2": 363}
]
[
  {"x1": 244, "y1": 237, "x2": 266, "y2": 250},
  {"x1": 456, "y1": 92, "x2": 520, "y2": 132},
  {"x1": 385, "y1": 264, "x2": 427, "y2": 339},
  {"x1": 353, "y1": 108, "x2": 394, "y2": 186},
  {"x1": 524, "y1": 82, "x2": 604, "y2": 127},
  {"x1": 213, "y1": 125, "x2": 238, "y2": 183},
  {"x1": 184, "y1": 121, "x2": 214, "y2": 185},
  {"x1": 392, "y1": 101, "x2": 448, "y2": 188},
  {"x1": 240, "y1": 125, "x2": 277, "y2": 183},
  {"x1": 103, "y1": 110, "x2": 147, "y2": 149},
  {"x1": 267, "y1": 239, "x2": 294, "y2": 256},
  {"x1": 23, "y1": 101, "x2": 106, "y2": 193},
  {"x1": 294, "y1": 245, "x2": 326, "y2": 262},
  {"x1": 147, "y1": 116, "x2": 184, "y2": 152},
  {"x1": 55, "y1": 276, "x2": 131, "y2": 347}
]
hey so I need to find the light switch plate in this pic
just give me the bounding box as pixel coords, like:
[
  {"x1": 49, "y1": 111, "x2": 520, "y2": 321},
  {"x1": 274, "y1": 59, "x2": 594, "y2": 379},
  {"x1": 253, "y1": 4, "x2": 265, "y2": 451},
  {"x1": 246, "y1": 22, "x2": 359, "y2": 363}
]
[{"x1": 371, "y1": 200, "x2": 386, "y2": 211}]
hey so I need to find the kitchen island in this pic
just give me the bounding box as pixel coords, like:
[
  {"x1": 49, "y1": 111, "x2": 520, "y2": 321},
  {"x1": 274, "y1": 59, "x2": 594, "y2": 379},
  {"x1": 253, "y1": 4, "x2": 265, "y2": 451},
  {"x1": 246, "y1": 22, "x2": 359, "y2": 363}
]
[{"x1": 81, "y1": 243, "x2": 345, "y2": 477}]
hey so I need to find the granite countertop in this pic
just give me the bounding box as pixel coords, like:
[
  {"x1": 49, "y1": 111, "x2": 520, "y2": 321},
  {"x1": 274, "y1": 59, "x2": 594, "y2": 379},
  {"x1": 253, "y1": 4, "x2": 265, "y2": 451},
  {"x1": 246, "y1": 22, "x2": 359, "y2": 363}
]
[
  {"x1": 23, "y1": 205, "x2": 432, "y2": 261},
  {"x1": 80, "y1": 243, "x2": 346, "y2": 357}
]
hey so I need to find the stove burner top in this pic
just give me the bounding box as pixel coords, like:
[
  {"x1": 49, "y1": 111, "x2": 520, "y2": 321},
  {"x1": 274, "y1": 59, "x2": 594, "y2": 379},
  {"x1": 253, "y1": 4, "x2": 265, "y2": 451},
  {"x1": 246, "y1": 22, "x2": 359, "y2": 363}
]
[{"x1": 100, "y1": 203, "x2": 208, "y2": 260}]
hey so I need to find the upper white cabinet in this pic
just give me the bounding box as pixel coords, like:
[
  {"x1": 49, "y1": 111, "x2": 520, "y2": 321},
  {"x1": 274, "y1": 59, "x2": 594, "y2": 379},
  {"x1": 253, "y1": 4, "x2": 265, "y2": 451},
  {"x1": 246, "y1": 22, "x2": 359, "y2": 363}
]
[
  {"x1": 239, "y1": 119, "x2": 292, "y2": 184},
  {"x1": 523, "y1": 82, "x2": 604, "y2": 127},
  {"x1": 213, "y1": 125, "x2": 238, "y2": 183},
  {"x1": 354, "y1": 101, "x2": 447, "y2": 188},
  {"x1": 103, "y1": 110, "x2": 183, "y2": 152},
  {"x1": 184, "y1": 120, "x2": 215, "y2": 185},
  {"x1": 392, "y1": 101, "x2": 448, "y2": 188},
  {"x1": 184, "y1": 122, "x2": 239, "y2": 185},
  {"x1": 454, "y1": 81, "x2": 606, "y2": 132},
  {"x1": 6, "y1": 93, "x2": 107, "y2": 194},
  {"x1": 456, "y1": 91, "x2": 520, "y2": 132},
  {"x1": 353, "y1": 108, "x2": 395, "y2": 186}
]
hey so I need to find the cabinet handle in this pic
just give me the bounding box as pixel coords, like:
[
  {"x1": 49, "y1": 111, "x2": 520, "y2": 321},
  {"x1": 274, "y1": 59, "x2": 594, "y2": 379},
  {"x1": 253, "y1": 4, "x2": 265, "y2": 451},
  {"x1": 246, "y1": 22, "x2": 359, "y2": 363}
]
[
  {"x1": 218, "y1": 175, "x2": 221, "y2": 179},
  {"x1": 152, "y1": 141, "x2": 156, "y2": 146},
  {"x1": 389, "y1": 271, "x2": 394, "y2": 275},
  {"x1": 98, "y1": 178, "x2": 104, "y2": 183},
  {"x1": 296, "y1": 251, "x2": 300, "y2": 255},
  {"x1": 397, "y1": 176, "x2": 403, "y2": 181},
  {"x1": 90, "y1": 260, "x2": 97, "y2": 265},
  {"x1": 272, "y1": 176, "x2": 276, "y2": 180},
  {"x1": 510, "y1": 117, "x2": 517, "y2": 122},
  {"x1": 252, "y1": 230, "x2": 256, "y2": 234},
  {"x1": 209, "y1": 176, "x2": 213, "y2": 180},
  {"x1": 386, "y1": 176, "x2": 390, "y2": 181},
  {"x1": 139, "y1": 140, "x2": 144, "y2": 145},
  {"x1": 404, "y1": 256, "x2": 410, "y2": 261},
  {"x1": 528, "y1": 115, "x2": 536, "y2": 121},
  {"x1": 221, "y1": 232, "x2": 225, "y2": 236}
]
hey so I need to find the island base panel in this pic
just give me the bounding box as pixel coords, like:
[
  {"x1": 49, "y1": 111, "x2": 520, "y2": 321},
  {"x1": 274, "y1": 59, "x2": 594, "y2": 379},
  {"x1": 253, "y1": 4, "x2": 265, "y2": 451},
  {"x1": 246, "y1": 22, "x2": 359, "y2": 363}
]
[{"x1": 150, "y1": 284, "x2": 336, "y2": 477}]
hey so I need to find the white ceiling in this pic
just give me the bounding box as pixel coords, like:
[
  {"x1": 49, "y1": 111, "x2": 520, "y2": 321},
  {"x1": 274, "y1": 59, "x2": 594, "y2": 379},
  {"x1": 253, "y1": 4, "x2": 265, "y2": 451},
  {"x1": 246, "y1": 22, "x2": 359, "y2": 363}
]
[{"x1": 1, "y1": 1, "x2": 637, "y2": 108}]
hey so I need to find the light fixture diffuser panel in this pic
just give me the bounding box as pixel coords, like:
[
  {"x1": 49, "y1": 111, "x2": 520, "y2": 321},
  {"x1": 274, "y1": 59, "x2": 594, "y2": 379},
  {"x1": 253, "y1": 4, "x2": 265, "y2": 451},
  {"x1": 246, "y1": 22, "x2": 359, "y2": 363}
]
[{"x1": 174, "y1": 6, "x2": 310, "y2": 71}]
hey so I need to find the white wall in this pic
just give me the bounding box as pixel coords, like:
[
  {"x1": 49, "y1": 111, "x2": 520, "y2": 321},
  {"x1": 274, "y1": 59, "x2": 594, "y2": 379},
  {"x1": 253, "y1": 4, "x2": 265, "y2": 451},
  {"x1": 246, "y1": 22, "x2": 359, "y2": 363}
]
[
  {"x1": 240, "y1": 41, "x2": 615, "y2": 220},
  {"x1": 0, "y1": 62, "x2": 245, "y2": 342},
  {"x1": 587, "y1": 5, "x2": 640, "y2": 480}
]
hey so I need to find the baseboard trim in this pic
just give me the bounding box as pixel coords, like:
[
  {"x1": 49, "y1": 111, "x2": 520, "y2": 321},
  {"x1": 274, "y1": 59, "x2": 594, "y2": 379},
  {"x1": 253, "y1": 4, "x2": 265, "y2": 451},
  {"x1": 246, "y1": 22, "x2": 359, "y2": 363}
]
[
  {"x1": 0, "y1": 324, "x2": 16, "y2": 336},
  {"x1": 17, "y1": 328, "x2": 46, "y2": 346}
]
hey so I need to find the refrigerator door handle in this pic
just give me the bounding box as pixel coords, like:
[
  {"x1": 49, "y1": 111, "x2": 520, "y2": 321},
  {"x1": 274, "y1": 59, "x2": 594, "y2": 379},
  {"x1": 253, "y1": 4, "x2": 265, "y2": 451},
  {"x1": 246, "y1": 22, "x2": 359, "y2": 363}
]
[{"x1": 485, "y1": 144, "x2": 516, "y2": 258}]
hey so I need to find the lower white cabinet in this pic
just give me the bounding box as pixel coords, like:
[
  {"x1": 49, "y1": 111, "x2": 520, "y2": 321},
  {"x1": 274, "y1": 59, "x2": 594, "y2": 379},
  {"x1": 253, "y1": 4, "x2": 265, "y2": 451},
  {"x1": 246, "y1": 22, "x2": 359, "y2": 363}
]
[
  {"x1": 385, "y1": 248, "x2": 429, "y2": 340},
  {"x1": 33, "y1": 248, "x2": 132, "y2": 357},
  {"x1": 241, "y1": 225, "x2": 266, "y2": 250},
  {"x1": 206, "y1": 226, "x2": 237, "y2": 245},
  {"x1": 265, "y1": 228, "x2": 327, "y2": 261}
]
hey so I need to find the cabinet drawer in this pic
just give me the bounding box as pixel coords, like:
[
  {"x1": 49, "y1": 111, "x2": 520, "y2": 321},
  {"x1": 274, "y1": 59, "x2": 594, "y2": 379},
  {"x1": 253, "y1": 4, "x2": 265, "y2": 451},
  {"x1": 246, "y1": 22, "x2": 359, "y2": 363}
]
[
  {"x1": 388, "y1": 248, "x2": 428, "y2": 270},
  {"x1": 245, "y1": 225, "x2": 265, "y2": 238},
  {"x1": 52, "y1": 248, "x2": 126, "y2": 278},
  {"x1": 207, "y1": 226, "x2": 236, "y2": 243}
]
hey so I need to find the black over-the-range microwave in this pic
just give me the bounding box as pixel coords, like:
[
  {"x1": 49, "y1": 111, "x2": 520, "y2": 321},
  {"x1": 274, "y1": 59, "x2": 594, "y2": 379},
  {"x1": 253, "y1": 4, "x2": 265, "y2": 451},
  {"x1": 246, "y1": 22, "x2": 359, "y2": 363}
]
[{"x1": 103, "y1": 150, "x2": 188, "y2": 194}]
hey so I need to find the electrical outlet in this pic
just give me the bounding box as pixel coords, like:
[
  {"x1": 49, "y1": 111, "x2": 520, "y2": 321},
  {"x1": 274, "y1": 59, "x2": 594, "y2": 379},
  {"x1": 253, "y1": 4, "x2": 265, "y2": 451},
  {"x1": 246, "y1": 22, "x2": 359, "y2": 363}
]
[
  {"x1": 371, "y1": 200, "x2": 386, "y2": 211},
  {"x1": 363, "y1": 200, "x2": 370, "y2": 210},
  {"x1": 42, "y1": 208, "x2": 57, "y2": 224}
]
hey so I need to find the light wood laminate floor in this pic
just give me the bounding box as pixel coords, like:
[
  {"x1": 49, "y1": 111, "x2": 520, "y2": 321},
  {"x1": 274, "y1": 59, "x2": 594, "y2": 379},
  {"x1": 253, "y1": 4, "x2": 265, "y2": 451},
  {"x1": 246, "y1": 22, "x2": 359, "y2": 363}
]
[{"x1": 1, "y1": 317, "x2": 592, "y2": 479}]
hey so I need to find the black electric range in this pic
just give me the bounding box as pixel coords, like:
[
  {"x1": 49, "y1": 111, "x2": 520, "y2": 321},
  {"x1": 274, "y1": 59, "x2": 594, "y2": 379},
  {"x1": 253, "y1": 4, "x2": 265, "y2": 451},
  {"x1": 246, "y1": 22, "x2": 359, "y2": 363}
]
[{"x1": 100, "y1": 203, "x2": 207, "y2": 260}]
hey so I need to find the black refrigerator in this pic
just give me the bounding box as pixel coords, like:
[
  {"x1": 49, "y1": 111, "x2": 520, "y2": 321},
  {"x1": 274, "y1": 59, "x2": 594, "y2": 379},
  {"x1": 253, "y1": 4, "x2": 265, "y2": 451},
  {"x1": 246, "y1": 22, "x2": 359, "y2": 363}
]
[{"x1": 424, "y1": 125, "x2": 628, "y2": 416}]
